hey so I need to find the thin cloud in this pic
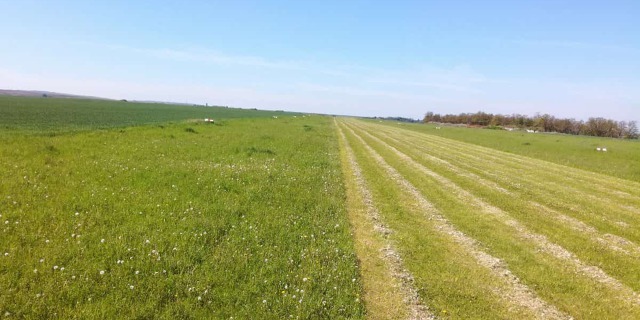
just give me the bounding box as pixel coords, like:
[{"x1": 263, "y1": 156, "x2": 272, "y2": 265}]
[
  {"x1": 513, "y1": 39, "x2": 640, "y2": 54},
  {"x1": 91, "y1": 42, "x2": 354, "y2": 76},
  {"x1": 367, "y1": 78, "x2": 484, "y2": 94},
  {"x1": 297, "y1": 83, "x2": 459, "y2": 103}
]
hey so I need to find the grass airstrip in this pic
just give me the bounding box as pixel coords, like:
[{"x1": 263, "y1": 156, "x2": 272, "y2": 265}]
[{"x1": 1, "y1": 96, "x2": 639, "y2": 319}]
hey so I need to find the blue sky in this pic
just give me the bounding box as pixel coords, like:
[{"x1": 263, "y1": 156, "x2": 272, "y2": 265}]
[{"x1": 1, "y1": 1, "x2": 638, "y2": 121}]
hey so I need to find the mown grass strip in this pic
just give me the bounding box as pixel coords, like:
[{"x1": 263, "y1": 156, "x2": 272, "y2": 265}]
[
  {"x1": 356, "y1": 122, "x2": 640, "y2": 295},
  {"x1": 340, "y1": 121, "x2": 564, "y2": 319},
  {"x1": 362, "y1": 122, "x2": 640, "y2": 246},
  {"x1": 343, "y1": 119, "x2": 640, "y2": 319},
  {"x1": 362, "y1": 123, "x2": 640, "y2": 254},
  {"x1": 336, "y1": 120, "x2": 431, "y2": 320},
  {"x1": 374, "y1": 120, "x2": 640, "y2": 183},
  {"x1": 369, "y1": 126, "x2": 640, "y2": 256},
  {"x1": 366, "y1": 121, "x2": 640, "y2": 203}
]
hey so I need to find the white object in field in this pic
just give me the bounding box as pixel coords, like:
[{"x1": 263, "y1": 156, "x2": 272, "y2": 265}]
[{"x1": 596, "y1": 147, "x2": 601, "y2": 151}]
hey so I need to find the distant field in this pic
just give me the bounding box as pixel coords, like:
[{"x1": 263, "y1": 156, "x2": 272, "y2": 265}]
[
  {"x1": 0, "y1": 96, "x2": 295, "y2": 132},
  {"x1": 4, "y1": 96, "x2": 640, "y2": 319},
  {"x1": 340, "y1": 118, "x2": 640, "y2": 319},
  {"x1": 372, "y1": 120, "x2": 640, "y2": 183},
  {"x1": 0, "y1": 97, "x2": 363, "y2": 318}
]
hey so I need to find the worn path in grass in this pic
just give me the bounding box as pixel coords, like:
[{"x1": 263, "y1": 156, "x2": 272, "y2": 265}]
[{"x1": 339, "y1": 118, "x2": 640, "y2": 319}]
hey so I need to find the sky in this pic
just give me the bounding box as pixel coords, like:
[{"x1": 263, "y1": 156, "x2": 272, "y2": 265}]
[{"x1": 1, "y1": 1, "x2": 639, "y2": 121}]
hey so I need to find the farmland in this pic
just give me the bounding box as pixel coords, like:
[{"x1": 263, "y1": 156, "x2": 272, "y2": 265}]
[
  {"x1": 2, "y1": 96, "x2": 640, "y2": 319},
  {"x1": 0, "y1": 96, "x2": 293, "y2": 132},
  {"x1": 0, "y1": 98, "x2": 362, "y2": 318},
  {"x1": 339, "y1": 118, "x2": 640, "y2": 319}
]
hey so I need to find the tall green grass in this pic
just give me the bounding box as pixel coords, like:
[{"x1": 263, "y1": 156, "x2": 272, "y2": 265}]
[
  {"x1": 0, "y1": 115, "x2": 364, "y2": 318},
  {"x1": 0, "y1": 96, "x2": 296, "y2": 132}
]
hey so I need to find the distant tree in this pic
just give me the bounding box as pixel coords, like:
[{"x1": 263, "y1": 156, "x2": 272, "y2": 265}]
[
  {"x1": 419, "y1": 109, "x2": 634, "y2": 139},
  {"x1": 627, "y1": 121, "x2": 639, "y2": 139},
  {"x1": 423, "y1": 111, "x2": 435, "y2": 123}
]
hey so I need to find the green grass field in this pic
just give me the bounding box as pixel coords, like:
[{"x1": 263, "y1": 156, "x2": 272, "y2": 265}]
[
  {"x1": 340, "y1": 118, "x2": 640, "y2": 319},
  {"x1": 0, "y1": 97, "x2": 362, "y2": 318},
  {"x1": 0, "y1": 96, "x2": 295, "y2": 132},
  {"x1": 373, "y1": 120, "x2": 640, "y2": 183},
  {"x1": 2, "y1": 96, "x2": 640, "y2": 319}
]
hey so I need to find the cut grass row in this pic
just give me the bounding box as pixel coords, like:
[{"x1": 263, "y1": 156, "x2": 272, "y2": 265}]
[
  {"x1": 336, "y1": 122, "x2": 414, "y2": 319},
  {"x1": 339, "y1": 123, "x2": 540, "y2": 319},
  {"x1": 339, "y1": 118, "x2": 640, "y2": 319},
  {"x1": 362, "y1": 123, "x2": 640, "y2": 245},
  {"x1": 0, "y1": 116, "x2": 363, "y2": 318},
  {"x1": 372, "y1": 120, "x2": 640, "y2": 183}
]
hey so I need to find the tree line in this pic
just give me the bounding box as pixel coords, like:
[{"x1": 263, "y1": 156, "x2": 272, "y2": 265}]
[{"x1": 423, "y1": 111, "x2": 638, "y2": 139}]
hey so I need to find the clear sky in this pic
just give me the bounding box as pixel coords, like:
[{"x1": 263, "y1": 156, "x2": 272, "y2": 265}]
[{"x1": 1, "y1": 1, "x2": 638, "y2": 121}]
